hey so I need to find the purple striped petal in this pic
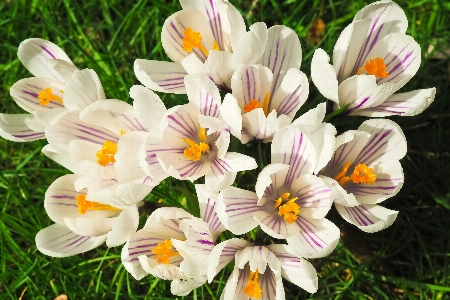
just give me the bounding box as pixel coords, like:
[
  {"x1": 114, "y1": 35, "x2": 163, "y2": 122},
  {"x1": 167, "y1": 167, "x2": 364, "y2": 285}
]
[
  {"x1": 253, "y1": 210, "x2": 300, "y2": 239},
  {"x1": 172, "y1": 218, "x2": 215, "y2": 255},
  {"x1": 291, "y1": 174, "x2": 332, "y2": 219},
  {"x1": 36, "y1": 223, "x2": 106, "y2": 257},
  {"x1": 232, "y1": 65, "x2": 273, "y2": 109},
  {"x1": 185, "y1": 75, "x2": 221, "y2": 118},
  {"x1": 164, "y1": 103, "x2": 202, "y2": 141},
  {"x1": 0, "y1": 113, "x2": 45, "y2": 142},
  {"x1": 271, "y1": 68, "x2": 308, "y2": 118},
  {"x1": 195, "y1": 184, "x2": 226, "y2": 240},
  {"x1": 335, "y1": 203, "x2": 398, "y2": 233},
  {"x1": 286, "y1": 218, "x2": 340, "y2": 258}
]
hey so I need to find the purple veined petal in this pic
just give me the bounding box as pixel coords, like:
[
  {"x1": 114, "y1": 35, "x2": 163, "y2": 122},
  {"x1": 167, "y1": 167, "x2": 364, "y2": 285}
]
[
  {"x1": 271, "y1": 126, "x2": 317, "y2": 186},
  {"x1": 345, "y1": 160, "x2": 404, "y2": 204},
  {"x1": 291, "y1": 174, "x2": 332, "y2": 220},
  {"x1": 140, "y1": 257, "x2": 182, "y2": 280},
  {"x1": 185, "y1": 75, "x2": 221, "y2": 118},
  {"x1": 253, "y1": 210, "x2": 300, "y2": 239},
  {"x1": 195, "y1": 184, "x2": 226, "y2": 239},
  {"x1": 216, "y1": 186, "x2": 260, "y2": 235},
  {"x1": 0, "y1": 113, "x2": 45, "y2": 142},
  {"x1": 162, "y1": 9, "x2": 216, "y2": 64},
  {"x1": 172, "y1": 218, "x2": 215, "y2": 257},
  {"x1": 353, "y1": 87, "x2": 436, "y2": 117},
  {"x1": 18, "y1": 38, "x2": 76, "y2": 81},
  {"x1": 36, "y1": 223, "x2": 107, "y2": 257},
  {"x1": 260, "y1": 25, "x2": 302, "y2": 96},
  {"x1": 121, "y1": 240, "x2": 149, "y2": 280},
  {"x1": 335, "y1": 203, "x2": 398, "y2": 233},
  {"x1": 311, "y1": 48, "x2": 340, "y2": 104},
  {"x1": 10, "y1": 77, "x2": 65, "y2": 113},
  {"x1": 366, "y1": 33, "x2": 421, "y2": 93},
  {"x1": 25, "y1": 108, "x2": 67, "y2": 133},
  {"x1": 63, "y1": 69, "x2": 106, "y2": 110},
  {"x1": 320, "y1": 175, "x2": 360, "y2": 207},
  {"x1": 355, "y1": 118, "x2": 407, "y2": 165},
  {"x1": 232, "y1": 64, "x2": 273, "y2": 109},
  {"x1": 158, "y1": 149, "x2": 211, "y2": 181},
  {"x1": 204, "y1": 157, "x2": 236, "y2": 192},
  {"x1": 255, "y1": 163, "x2": 290, "y2": 202},
  {"x1": 164, "y1": 103, "x2": 202, "y2": 141},
  {"x1": 287, "y1": 218, "x2": 340, "y2": 259},
  {"x1": 204, "y1": 50, "x2": 233, "y2": 91},
  {"x1": 145, "y1": 207, "x2": 194, "y2": 229},
  {"x1": 349, "y1": 1, "x2": 408, "y2": 77},
  {"x1": 46, "y1": 111, "x2": 119, "y2": 152},
  {"x1": 134, "y1": 59, "x2": 188, "y2": 94}
]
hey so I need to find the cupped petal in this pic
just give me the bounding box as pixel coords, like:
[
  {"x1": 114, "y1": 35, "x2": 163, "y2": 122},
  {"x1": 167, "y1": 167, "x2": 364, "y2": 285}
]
[
  {"x1": 320, "y1": 175, "x2": 359, "y2": 207},
  {"x1": 185, "y1": 75, "x2": 221, "y2": 117},
  {"x1": 64, "y1": 216, "x2": 115, "y2": 237},
  {"x1": 291, "y1": 102, "x2": 326, "y2": 132},
  {"x1": 46, "y1": 59, "x2": 79, "y2": 82},
  {"x1": 255, "y1": 163, "x2": 290, "y2": 201},
  {"x1": 253, "y1": 210, "x2": 300, "y2": 239},
  {"x1": 216, "y1": 187, "x2": 260, "y2": 235},
  {"x1": 242, "y1": 108, "x2": 279, "y2": 142},
  {"x1": 271, "y1": 68, "x2": 309, "y2": 119},
  {"x1": 195, "y1": 184, "x2": 226, "y2": 239},
  {"x1": 42, "y1": 145, "x2": 85, "y2": 174},
  {"x1": 134, "y1": 59, "x2": 188, "y2": 94},
  {"x1": 36, "y1": 223, "x2": 106, "y2": 257},
  {"x1": 260, "y1": 25, "x2": 302, "y2": 95},
  {"x1": 69, "y1": 140, "x2": 115, "y2": 179},
  {"x1": 121, "y1": 240, "x2": 149, "y2": 280},
  {"x1": 25, "y1": 108, "x2": 67, "y2": 132},
  {"x1": 172, "y1": 218, "x2": 214, "y2": 258},
  {"x1": 287, "y1": 218, "x2": 340, "y2": 258},
  {"x1": 231, "y1": 22, "x2": 268, "y2": 69},
  {"x1": 311, "y1": 48, "x2": 339, "y2": 104},
  {"x1": 63, "y1": 69, "x2": 106, "y2": 110},
  {"x1": 204, "y1": 49, "x2": 233, "y2": 90},
  {"x1": 18, "y1": 38, "x2": 76, "y2": 81},
  {"x1": 235, "y1": 246, "x2": 281, "y2": 275},
  {"x1": 291, "y1": 174, "x2": 332, "y2": 219},
  {"x1": 310, "y1": 123, "x2": 337, "y2": 175},
  {"x1": 0, "y1": 114, "x2": 45, "y2": 142},
  {"x1": 352, "y1": 87, "x2": 436, "y2": 117},
  {"x1": 162, "y1": 9, "x2": 215, "y2": 64},
  {"x1": 106, "y1": 205, "x2": 139, "y2": 247},
  {"x1": 335, "y1": 203, "x2": 398, "y2": 233},
  {"x1": 10, "y1": 77, "x2": 65, "y2": 112},
  {"x1": 271, "y1": 126, "x2": 317, "y2": 185},
  {"x1": 95, "y1": 181, "x2": 152, "y2": 207},
  {"x1": 267, "y1": 244, "x2": 318, "y2": 293},
  {"x1": 220, "y1": 93, "x2": 242, "y2": 139},
  {"x1": 171, "y1": 256, "x2": 208, "y2": 296}
]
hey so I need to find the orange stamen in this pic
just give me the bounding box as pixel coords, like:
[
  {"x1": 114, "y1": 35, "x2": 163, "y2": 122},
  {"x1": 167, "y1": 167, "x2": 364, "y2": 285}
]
[
  {"x1": 334, "y1": 162, "x2": 377, "y2": 186},
  {"x1": 152, "y1": 239, "x2": 178, "y2": 264},
  {"x1": 357, "y1": 57, "x2": 389, "y2": 78},
  {"x1": 182, "y1": 129, "x2": 210, "y2": 161},
  {"x1": 274, "y1": 192, "x2": 300, "y2": 224},
  {"x1": 75, "y1": 194, "x2": 121, "y2": 214},
  {"x1": 182, "y1": 28, "x2": 209, "y2": 56},
  {"x1": 96, "y1": 140, "x2": 117, "y2": 166},
  {"x1": 242, "y1": 92, "x2": 271, "y2": 116},
  {"x1": 38, "y1": 88, "x2": 63, "y2": 106},
  {"x1": 243, "y1": 269, "x2": 262, "y2": 298}
]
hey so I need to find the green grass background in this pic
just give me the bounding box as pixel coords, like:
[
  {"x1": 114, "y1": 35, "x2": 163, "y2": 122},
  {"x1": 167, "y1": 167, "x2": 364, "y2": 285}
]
[{"x1": 1, "y1": 0, "x2": 450, "y2": 299}]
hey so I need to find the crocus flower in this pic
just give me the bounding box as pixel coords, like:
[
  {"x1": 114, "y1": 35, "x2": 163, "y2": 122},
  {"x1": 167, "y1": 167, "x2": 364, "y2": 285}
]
[
  {"x1": 311, "y1": 0, "x2": 435, "y2": 116},
  {"x1": 217, "y1": 122, "x2": 340, "y2": 258},
  {"x1": 319, "y1": 118, "x2": 407, "y2": 232},
  {"x1": 134, "y1": 0, "x2": 267, "y2": 93},
  {"x1": 0, "y1": 38, "x2": 106, "y2": 141},
  {"x1": 207, "y1": 240, "x2": 318, "y2": 299},
  {"x1": 36, "y1": 174, "x2": 140, "y2": 257}
]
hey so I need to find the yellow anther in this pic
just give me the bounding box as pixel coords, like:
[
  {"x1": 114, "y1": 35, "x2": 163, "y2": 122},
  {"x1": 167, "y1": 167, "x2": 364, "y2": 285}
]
[
  {"x1": 213, "y1": 40, "x2": 220, "y2": 51},
  {"x1": 96, "y1": 140, "x2": 117, "y2": 166},
  {"x1": 243, "y1": 269, "x2": 262, "y2": 299},
  {"x1": 120, "y1": 130, "x2": 125, "y2": 136},
  {"x1": 75, "y1": 194, "x2": 121, "y2": 215},
  {"x1": 182, "y1": 28, "x2": 209, "y2": 56},
  {"x1": 152, "y1": 239, "x2": 178, "y2": 264},
  {"x1": 274, "y1": 193, "x2": 300, "y2": 224},
  {"x1": 242, "y1": 92, "x2": 271, "y2": 116},
  {"x1": 198, "y1": 127, "x2": 208, "y2": 142},
  {"x1": 334, "y1": 162, "x2": 376, "y2": 186},
  {"x1": 356, "y1": 57, "x2": 389, "y2": 78},
  {"x1": 182, "y1": 137, "x2": 210, "y2": 161},
  {"x1": 38, "y1": 88, "x2": 63, "y2": 106}
]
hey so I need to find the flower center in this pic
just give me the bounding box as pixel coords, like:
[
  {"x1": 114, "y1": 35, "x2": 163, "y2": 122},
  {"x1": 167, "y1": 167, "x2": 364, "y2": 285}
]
[
  {"x1": 152, "y1": 239, "x2": 179, "y2": 264},
  {"x1": 243, "y1": 269, "x2": 262, "y2": 298},
  {"x1": 182, "y1": 28, "x2": 219, "y2": 57},
  {"x1": 75, "y1": 194, "x2": 121, "y2": 214},
  {"x1": 243, "y1": 92, "x2": 270, "y2": 116},
  {"x1": 356, "y1": 57, "x2": 389, "y2": 79},
  {"x1": 334, "y1": 162, "x2": 377, "y2": 186},
  {"x1": 182, "y1": 128, "x2": 210, "y2": 161},
  {"x1": 38, "y1": 88, "x2": 63, "y2": 106},
  {"x1": 96, "y1": 140, "x2": 117, "y2": 166},
  {"x1": 274, "y1": 192, "x2": 300, "y2": 224}
]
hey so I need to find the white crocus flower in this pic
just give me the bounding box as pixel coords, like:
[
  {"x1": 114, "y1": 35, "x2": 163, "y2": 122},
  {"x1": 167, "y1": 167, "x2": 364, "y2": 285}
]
[
  {"x1": 217, "y1": 120, "x2": 340, "y2": 258},
  {"x1": 122, "y1": 201, "x2": 225, "y2": 296},
  {"x1": 0, "y1": 39, "x2": 107, "y2": 141},
  {"x1": 36, "y1": 174, "x2": 140, "y2": 257},
  {"x1": 134, "y1": 0, "x2": 267, "y2": 93},
  {"x1": 207, "y1": 241, "x2": 318, "y2": 299},
  {"x1": 319, "y1": 118, "x2": 406, "y2": 233},
  {"x1": 132, "y1": 76, "x2": 257, "y2": 191},
  {"x1": 311, "y1": 0, "x2": 435, "y2": 116}
]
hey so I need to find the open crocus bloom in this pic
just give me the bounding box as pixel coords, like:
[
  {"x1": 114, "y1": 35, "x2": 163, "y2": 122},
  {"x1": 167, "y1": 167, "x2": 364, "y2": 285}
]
[
  {"x1": 217, "y1": 124, "x2": 340, "y2": 258},
  {"x1": 319, "y1": 118, "x2": 407, "y2": 232},
  {"x1": 311, "y1": 0, "x2": 435, "y2": 116},
  {"x1": 36, "y1": 174, "x2": 140, "y2": 257},
  {"x1": 207, "y1": 240, "x2": 318, "y2": 299},
  {"x1": 122, "y1": 205, "x2": 223, "y2": 296},
  {"x1": 134, "y1": 0, "x2": 268, "y2": 93},
  {"x1": 135, "y1": 76, "x2": 257, "y2": 191},
  {"x1": 0, "y1": 39, "x2": 107, "y2": 142}
]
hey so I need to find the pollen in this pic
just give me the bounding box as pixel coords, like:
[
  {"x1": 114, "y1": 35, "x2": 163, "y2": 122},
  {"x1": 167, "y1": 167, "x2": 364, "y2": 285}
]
[
  {"x1": 182, "y1": 128, "x2": 210, "y2": 161},
  {"x1": 96, "y1": 140, "x2": 117, "y2": 166},
  {"x1": 356, "y1": 57, "x2": 389, "y2": 79},
  {"x1": 75, "y1": 194, "x2": 121, "y2": 214},
  {"x1": 182, "y1": 28, "x2": 209, "y2": 56},
  {"x1": 243, "y1": 269, "x2": 262, "y2": 298},
  {"x1": 243, "y1": 92, "x2": 270, "y2": 116},
  {"x1": 152, "y1": 239, "x2": 178, "y2": 264},
  {"x1": 334, "y1": 162, "x2": 377, "y2": 186},
  {"x1": 274, "y1": 192, "x2": 300, "y2": 224},
  {"x1": 38, "y1": 88, "x2": 63, "y2": 106}
]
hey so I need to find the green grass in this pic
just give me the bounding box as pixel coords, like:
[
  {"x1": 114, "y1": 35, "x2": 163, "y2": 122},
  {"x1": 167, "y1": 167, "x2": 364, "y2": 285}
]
[{"x1": 1, "y1": 0, "x2": 450, "y2": 299}]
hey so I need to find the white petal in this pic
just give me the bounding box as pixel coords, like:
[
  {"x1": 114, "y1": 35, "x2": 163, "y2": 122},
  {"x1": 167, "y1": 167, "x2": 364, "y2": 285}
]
[
  {"x1": 335, "y1": 203, "x2": 398, "y2": 233},
  {"x1": 311, "y1": 48, "x2": 339, "y2": 104},
  {"x1": 25, "y1": 108, "x2": 67, "y2": 132},
  {"x1": 310, "y1": 123, "x2": 337, "y2": 174},
  {"x1": 291, "y1": 102, "x2": 326, "y2": 132},
  {"x1": 121, "y1": 239, "x2": 149, "y2": 280},
  {"x1": 106, "y1": 205, "x2": 139, "y2": 247},
  {"x1": 255, "y1": 163, "x2": 290, "y2": 201},
  {"x1": 134, "y1": 59, "x2": 188, "y2": 94},
  {"x1": 231, "y1": 22, "x2": 268, "y2": 69},
  {"x1": 0, "y1": 113, "x2": 45, "y2": 142},
  {"x1": 185, "y1": 75, "x2": 221, "y2": 118},
  {"x1": 195, "y1": 184, "x2": 226, "y2": 239},
  {"x1": 64, "y1": 216, "x2": 115, "y2": 237},
  {"x1": 42, "y1": 145, "x2": 85, "y2": 174},
  {"x1": 320, "y1": 175, "x2": 359, "y2": 207},
  {"x1": 36, "y1": 223, "x2": 106, "y2": 257},
  {"x1": 291, "y1": 174, "x2": 332, "y2": 219},
  {"x1": 220, "y1": 93, "x2": 242, "y2": 139},
  {"x1": 63, "y1": 69, "x2": 106, "y2": 110},
  {"x1": 130, "y1": 85, "x2": 167, "y2": 135},
  {"x1": 242, "y1": 108, "x2": 279, "y2": 142},
  {"x1": 253, "y1": 210, "x2": 300, "y2": 239},
  {"x1": 205, "y1": 50, "x2": 233, "y2": 91}
]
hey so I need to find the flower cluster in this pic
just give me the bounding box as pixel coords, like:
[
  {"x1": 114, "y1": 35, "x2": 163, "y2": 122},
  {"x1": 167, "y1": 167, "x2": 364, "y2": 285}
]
[{"x1": 1, "y1": 0, "x2": 435, "y2": 298}]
